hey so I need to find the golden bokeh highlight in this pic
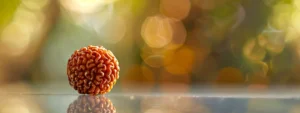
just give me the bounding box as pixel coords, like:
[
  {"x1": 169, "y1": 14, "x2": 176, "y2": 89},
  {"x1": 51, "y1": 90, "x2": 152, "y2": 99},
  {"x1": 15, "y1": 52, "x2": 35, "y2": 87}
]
[
  {"x1": 164, "y1": 46, "x2": 195, "y2": 75},
  {"x1": 164, "y1": 20, "x2": 187, "y2": 50},
  {"x1": 140, "y1": 19, "x2": 187, "y2": 68},
  {"x1": 21, "y1": 0, "x2": 49, "y2": 10},
  {"x1": 285, "y1": 27, "x2": 300, "y2": 43},
  {"x1": 141, "y1": 15, "x2": 174, "y2": 48},
  {"x1": 215, "y1": 67, "x2": 245, "y2": 86},
  {"x1": 60, "y1": 0, "x2": 117, "y2": 13},
  {"x1": 0, "y1": 4, "x2": 46, "y2": 57},
  {"x1": 269, "y1": 3, "x2": 293, "y2": 30},
  {"x1": 140, "y1": 45, "x2": 165, "y2": 68},
  {"x1": 295, "y1": 0, "x2": 300, "y2": 10},
  {"x1": 160, "y1": 0, "x2": 191, "y2": 20},
  {"x1": 143, "y1": 54, "x2": 165, "y2": 68},
  {"x1": 0, "y1": 23, "x2": 31, "y2": 56},
  {"x1": 291, "y1": 11, "x2": 300, "y2": 34},
  {"x1": 13, "y1": 8, "x2": 45, "y2": 30},
  {"x1": 243, "y1": 38, "x2": 266, "y2": 61},
  {"x1": 120, "y1": 65, "x2": 155, "y2": 93}
]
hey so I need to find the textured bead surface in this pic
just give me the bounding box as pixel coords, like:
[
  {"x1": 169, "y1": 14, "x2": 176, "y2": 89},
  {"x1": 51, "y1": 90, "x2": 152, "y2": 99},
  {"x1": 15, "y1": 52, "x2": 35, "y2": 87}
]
[
  {"x1": 67, "y1": 45, "x2": 120, "y2": 95},
  {"x1": 67, "y1": 95, "x2": 116, "y2": 113}
]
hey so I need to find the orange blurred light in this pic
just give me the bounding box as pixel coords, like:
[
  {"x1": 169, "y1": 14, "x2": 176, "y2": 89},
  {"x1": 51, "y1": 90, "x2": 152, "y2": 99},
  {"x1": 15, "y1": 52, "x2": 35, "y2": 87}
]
[
  {"x1": 215, "y1": 67, "x2": 245, "y2": 85},
  {"x1": 164, "y1": 46, "x2": 195, "y2": 75},
  {"x1": 120, "y1": 65, "x2": 155, "y2": 93},
  {"x1": 248, "y1": 84, "x2": 268, "y2": 91},
  {"x1": 160, "y1": 0, "x2": 191, "y2": 20},
  {"x1": 140, "y1": 45, "x2": 166, "y2": 68},
  {"x1": 164, "y1": 20, "x2": 187, "y2": 50}
]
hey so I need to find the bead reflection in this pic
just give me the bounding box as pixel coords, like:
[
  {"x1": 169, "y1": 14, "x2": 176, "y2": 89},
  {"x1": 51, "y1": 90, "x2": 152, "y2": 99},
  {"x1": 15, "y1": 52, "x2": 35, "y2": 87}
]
[{"x1": 67, "y1": 95, "x2": 116, "y2": 113}]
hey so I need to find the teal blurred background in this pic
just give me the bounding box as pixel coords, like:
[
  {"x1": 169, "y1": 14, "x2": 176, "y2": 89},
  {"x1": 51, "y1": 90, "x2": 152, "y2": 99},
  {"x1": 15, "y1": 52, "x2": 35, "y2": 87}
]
[{"x1": 1, "y1": 0, "x2": 300, "y2": 112}]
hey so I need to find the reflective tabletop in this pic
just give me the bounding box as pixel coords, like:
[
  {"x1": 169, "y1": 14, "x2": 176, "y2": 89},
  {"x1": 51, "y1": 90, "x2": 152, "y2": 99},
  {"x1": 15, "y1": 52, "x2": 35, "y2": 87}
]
[{"x1": 2, "y1": 92, "x2": 300, "y2": 113}]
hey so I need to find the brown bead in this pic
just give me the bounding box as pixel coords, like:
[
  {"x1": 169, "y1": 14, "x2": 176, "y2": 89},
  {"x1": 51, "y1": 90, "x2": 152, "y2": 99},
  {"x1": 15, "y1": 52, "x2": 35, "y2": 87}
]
[
  {"x1": 67, "y1": 95, "x2": 116, "y2": 113},
  {"x1": 67, "y1": 45, "x2": 120, "y2": 95}
]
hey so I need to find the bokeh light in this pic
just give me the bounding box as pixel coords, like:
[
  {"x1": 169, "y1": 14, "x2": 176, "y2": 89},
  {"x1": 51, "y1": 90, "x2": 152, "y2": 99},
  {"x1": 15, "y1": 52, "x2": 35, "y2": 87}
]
[
  {"x1": 243, "y1": 38, "x2": 266, "y2": 61},
  {"x1": 295, "y1": 0, "x2": 300, "y2": 10},
  {"x1": 1, "y1": 1, "x2": 300, "y2": 113},
  {"x1": 215, "y1": 67, "x2": 245, "y2": 86},
  {"x1": 120, "y1": 65, "x2": 155, "y2": 93},
  {"x1": 141, "y1": 15, "x2": 174, "y2": 48},
  {"x1": 269, "y1": 3, "x2": 293, "y2": 30},
  {"x1": 290, "y1": 11, "x2": 300, "y2": 41},
  {"x1": 164, "y1": 20, "x2": 187, "y2": 50},
  {"x1": 160, "y1": 0, "x2": 191, "y2": 20},
  {"x1": 60, "y1": 0, "x2": 117, "y2": 13},
  {"x1": 21, "y1": 0, "x2": 49, "y2": 10},
  {"x1": 164, "y1": 46, "x2": 195, "y2": 75},
  {"x1": 0, "y1": 23, "x2": 31, "y2": 56}
]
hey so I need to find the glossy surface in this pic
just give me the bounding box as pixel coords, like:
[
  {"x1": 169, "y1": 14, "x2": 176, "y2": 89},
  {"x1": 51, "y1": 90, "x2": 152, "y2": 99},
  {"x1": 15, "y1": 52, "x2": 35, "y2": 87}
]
[{"x1": 2, "y1": 93, "x2": 300, "y2": 113}]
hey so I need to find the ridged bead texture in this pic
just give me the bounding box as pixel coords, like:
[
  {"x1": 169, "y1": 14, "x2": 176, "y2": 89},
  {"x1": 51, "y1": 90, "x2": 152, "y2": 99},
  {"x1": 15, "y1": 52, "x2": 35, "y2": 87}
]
[
  {"x1": 67, "y1": 95, "x2": 116, "y2": 113},
  {"x1": 67, "y1": 45, "x2": 120, "y2": 95}
]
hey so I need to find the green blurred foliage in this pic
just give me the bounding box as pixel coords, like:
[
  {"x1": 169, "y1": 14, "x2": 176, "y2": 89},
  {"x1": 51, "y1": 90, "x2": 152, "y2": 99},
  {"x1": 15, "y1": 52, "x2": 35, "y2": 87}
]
[{"x1": 0, "y1": 0, "x2": 21, "y2": 30}]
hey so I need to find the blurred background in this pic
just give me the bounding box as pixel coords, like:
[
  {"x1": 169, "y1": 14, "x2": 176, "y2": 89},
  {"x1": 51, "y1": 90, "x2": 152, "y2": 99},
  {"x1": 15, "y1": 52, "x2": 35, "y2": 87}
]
[{"x1": 2, "y1": 0, "x2": 300, "y2": 112}]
